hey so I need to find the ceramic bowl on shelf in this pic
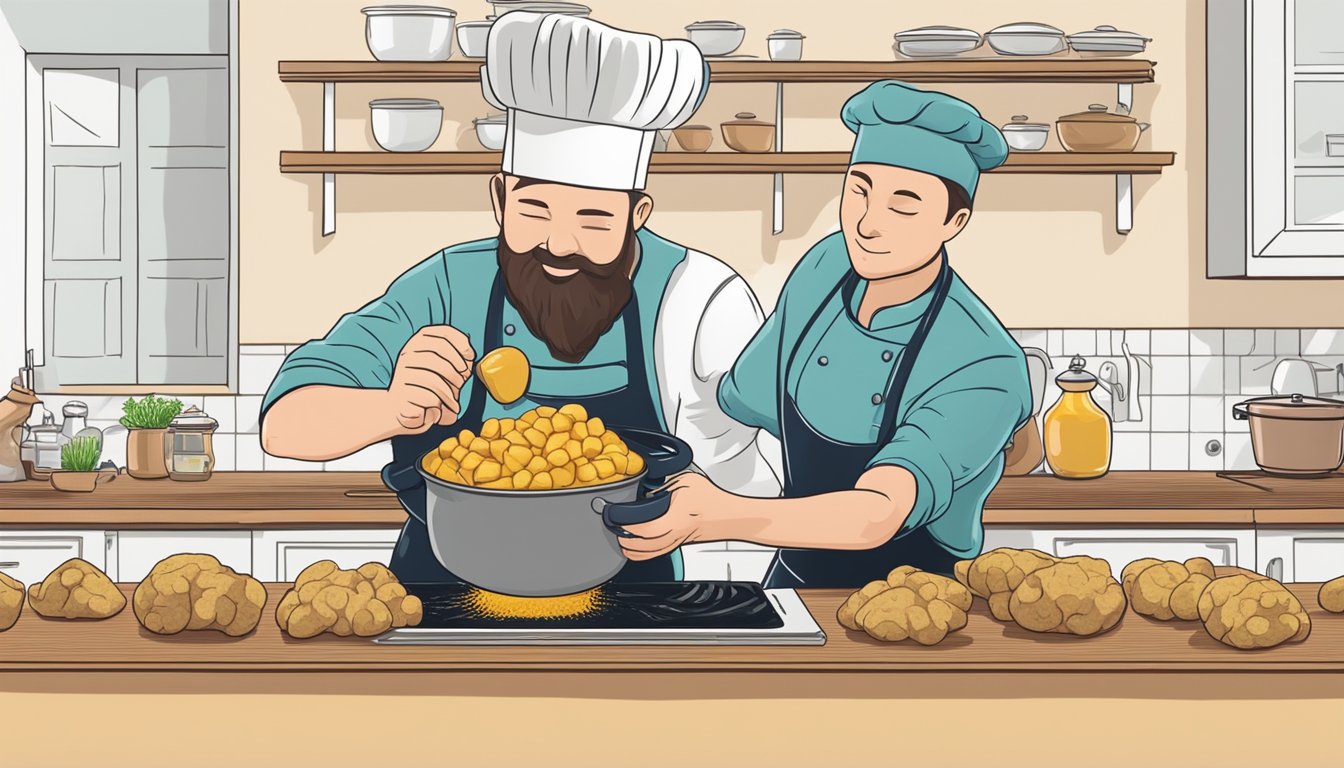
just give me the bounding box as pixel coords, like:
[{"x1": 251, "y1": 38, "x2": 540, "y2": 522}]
[
  {"x1": 686, "y1": 20, "x2": 746, "y2": 56},
  {"x1": 1002, "y1": 115, "x2": 1050, "y2": 151},
  {"x1": 473, "y1": 113, "x2": 507, "y2": 150},
  {"x1": 371, "y1": 98, "x2": 444, "y2": 152},
  {"x1": 1056, "y1": 104, "x2": 1149, "y2": 152},
  {"x1": 767, "y1": 29, "x2": 804, "y2": 61},
  {"x1": 456, "y1": 19, "x2": 492, "y2": 57},
  {"x1": 721, "y1": 112, "x2": 774, "y2": 153},
  {"x1": 362, "y1": 5, "x2": 457, "y2": 62},
  {"x1": 985, "y1": 21, "x2": 1067, "y2": 56},
  {"x1": 1067, "y1": 25, "x2": 1151, "y2": 54},
  {"x1": 892, "y1": 26, "x2": 981, "y2": 58},
  {"x1": 672, "y1": 125, "x2": 713, "y2": 152}
]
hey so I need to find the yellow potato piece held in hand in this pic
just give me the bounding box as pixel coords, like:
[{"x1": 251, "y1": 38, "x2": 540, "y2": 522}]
[{"x1": 476, "y1": 346, "x2": 530, "y2": 405}]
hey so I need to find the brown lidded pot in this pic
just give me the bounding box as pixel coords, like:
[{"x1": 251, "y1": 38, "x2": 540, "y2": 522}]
[
  {"x1": 1056, "y1": 104, "x2": 1150, "y2": 153},
  {"x1": 721, "y1": 112, "x2": 775, "y2": 153},
  {"x1": 1232, "y1": 394, "x2": 1344, "y2": 476}
]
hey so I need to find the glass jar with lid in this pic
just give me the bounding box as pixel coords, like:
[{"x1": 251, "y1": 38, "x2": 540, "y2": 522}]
[
  {"x1": 1042, "y1": 355, "x2": 1113, "y2": 479},
  {"x1": 164, "y1": 407, "x2": 218, "y2": 481}
]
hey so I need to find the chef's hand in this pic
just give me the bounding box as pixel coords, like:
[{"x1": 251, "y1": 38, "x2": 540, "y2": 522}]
[
  {"x1": 619, "y1": 472, "x2": 726, "y2": 561},
  {"x1": 387, "y1": 325, "x2": 476, "y2": 434}
]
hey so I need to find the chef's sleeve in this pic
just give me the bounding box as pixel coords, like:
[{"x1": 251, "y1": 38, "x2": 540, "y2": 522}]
[
  {"x1": 716, "y1": 301, "x2": 784, "y2": 441},
  {"x1": 260, "y1": 255, "x2": 448, "y2": 418},
  {"x1": 867, "y1": 354, "x2": 1031, "y2": 532},
  {"x1": 675, "y1": 275, "x2": 782, "y2": 497}
]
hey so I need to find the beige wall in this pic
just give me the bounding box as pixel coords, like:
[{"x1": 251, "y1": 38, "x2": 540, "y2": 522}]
[{"x1": 239, "y1": 0, "x2": 1341, "y2": 344}]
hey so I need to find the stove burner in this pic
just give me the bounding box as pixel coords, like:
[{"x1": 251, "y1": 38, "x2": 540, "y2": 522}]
[{"x1": 405, "y1": 581, "x2": 785, "y2": 630}]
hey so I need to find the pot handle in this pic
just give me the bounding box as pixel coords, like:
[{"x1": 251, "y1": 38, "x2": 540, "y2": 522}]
[
  {"x1": 605, "y1": 426, "x2": 693, "y2": 490},
  {"x1": 592, "y1": 492, "x2": 671, "y2": 538},
  {"x1": 1232, "y1": 402, "x2": 1249, "y2": 420}
]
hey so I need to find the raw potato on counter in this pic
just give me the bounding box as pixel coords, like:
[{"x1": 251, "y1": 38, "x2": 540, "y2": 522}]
[
  {"x1": 1121, "y1": 557, "x2": 1215, "y2": 621},
  {"x1": 27, "y1": 558, "x2": 125, "y2": 619},
  {"x1": 0, "y1": 572, "x2": 23, "y2": 631},
  {"x1": 955, "y1": 548, "x2": 1127, "y2": 637},
  {"x1": 1199, "y1": 573, "x2": 1311, "y2": 650},
  {"x1": 276, "y1": 560, "x2": 423, "y2": 639},
  {"x1": 421, "y1": 403, "x2": 646, "y2": 490},
  {"x1": 1320, "y1": 576, "x2": 1344, "y2": 613},
  {"x1": 837, "y1": 565, "x2": 973, "y2": 646},
  {"x1": 134, "y1": 554, "x2": 267, "y2": 636}
]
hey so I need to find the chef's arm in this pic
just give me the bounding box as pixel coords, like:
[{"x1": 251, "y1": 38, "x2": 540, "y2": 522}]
[
  {"x1": 707, "y1": 466, "x2": 917, "y2": 549},
  {"x1": 262, "y1": 386, "x2": 404, "y2": 461}
]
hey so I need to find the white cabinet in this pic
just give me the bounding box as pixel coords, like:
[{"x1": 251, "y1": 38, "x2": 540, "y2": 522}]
[
  {"x1": 983, "y1": 526, "x2": 1258, "y2": 580},
  {"x1": 250, "y1": 529, "x2": 400, "y2": 582},
  {"x1": 683, "y1": 544, "x2": 776, "y2": 583},
  {"x1": 0, "y1": 530, "x2": 109, "y2": 585},
  {"x1": 1256, "y1": 528, "x2": 1344, "y2": 583},
  {"x1": 111, "y1": 530, "x2": 252, "y2": 582}
]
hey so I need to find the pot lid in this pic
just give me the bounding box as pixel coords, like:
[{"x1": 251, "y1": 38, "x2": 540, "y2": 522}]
[
  {"x1": 458, "y1": 19, "x2": 494, "y2": 27},
  {"x1": 1058, "y1": 104, "x2": 1140, "y2": 124},
  {"x1": 1002, "y1": 115, "x2": 1049, "y2": 131},
  {"x1": 1055, "y1": 355, "x2": 1098, "y2": 385},
  {"x1": 895, "y1": 26, "x2": 981, "y2": 41},
  {"x1": 1239, "y1": 394, "x2": 1344, "y2": 420},
  {"x1": 1068, "y1": 25, "x2": 1151, "y2": 42},
  {"x1": 491, "y1": 0, "x2": 590, "y2": 12},
  {"x1": 169, "y1": 406, "x2": 217, "y2": 431},
  {"x1": 474, "y1": 112, "x2": 507, "y2": 124},
  {"x1": 62, "y1": 400, "x2": 89, "y2": 418},
  {"x1": 687, "y1": 20, "x2": 744, "y2": 30},
  {"x1": 723, "y1": 112, "x2": 772, "y2": 126},
  {"x1": 768, "y1": 29, "x2": 805, "y2": 39},
  {"x1": 370, "y1": 98, "x2": 443, "y2": 110},
  {"x1": 362, "y1": 5, "x2": 457, "y2": 18},
  {"x1": 988, "y1": 21, "x2": 1065, "y2": 36}
]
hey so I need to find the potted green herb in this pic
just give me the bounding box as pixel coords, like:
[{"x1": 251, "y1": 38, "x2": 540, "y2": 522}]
[
  {"x1": 120, "y1": 395, "x2": 183, "y2": 479},
  {"x1": 50, "y1": 435, "x2": 114, "y2": 492}
]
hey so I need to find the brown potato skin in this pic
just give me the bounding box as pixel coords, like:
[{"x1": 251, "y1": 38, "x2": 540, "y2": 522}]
[
  {"x1": 27, "y1": 558, "x2": 125, "y2": 619},
  {"x1": 1008, "y1": 557, "x2": 1127, "y2": 636},
  {"x1": 837, "y1": 580, "x2": 890, "y2": 631},
  {"x1": 837, "y1": 566, "x2": 970, "y2": 646},
  {"x1": 1198, "y1": 573, "x2": 1311, "y2": 649},
  {"x1": 276, "y1": 560, "x2": 423, "y2": 639},
  {"x1": 133, "y1": 554, "x2": 267, "y2": 636},
  {"x1": 0, "y1": 571, "x2": 23, "y2": 631},
  {"x1": 958, "y1": 548, "x2": 1058, "y2": 621},
  {"x1": 1122, "y1": 557, "x2": 1215, "y2": 622},
  {"x1": 1320, "y1": 576, "x2": 1344, "y2": 614}
]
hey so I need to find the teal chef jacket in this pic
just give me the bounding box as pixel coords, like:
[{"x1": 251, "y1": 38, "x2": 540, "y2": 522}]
[{"x1": 718, "y1": 231, "x2": 1032, "y2": 560}]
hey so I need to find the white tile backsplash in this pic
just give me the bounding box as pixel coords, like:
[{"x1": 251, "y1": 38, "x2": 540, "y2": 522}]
[
  {"x1": 1240, "y1": 356, "x2": 1277, "y2": 395},
  {"x1": 239, "y1": 352, "x2": 284, "y2": 395},
  {"x1": 1224, "y1": 329, "x2": 1255, "y2": 356},
  {"x1": 235, "y1": 396, "x2": 263, "y2": 434},
  {"x1": 1046, "y1": 329, "x2": 1063, "y2": 357},
  {"x1": 212, "y1": 434, "x2": 236, "y2": 472},
  {"x1": 236, "y1": 434, "x2": 264, "y2": 471},
  {"x1": 1189, "y1": 395, "x2": 1224, "y2": 433},
  {"x1": 1189, "y1": 356, "x2": 1224, "y2": 395},
  {"x1": 203, "y1": 396, "x2": 237, "y2": 433},
  {"x1": 1150, "y1": 357, "x2": 1190, "y2": 395},
  {"x1": 1151, "y1": 329, "x2": 1190, "y2": 356},
  {"x1": 1302, "y1": 329, "x2": 1344, "y2": 356},
  {"x1": 1190, "y1": 330, "x2": 1223, "y2": 356},
  {"x1": 1013, "y1": 329, "x2": 1047, "y2": 351},
  {"x1": 1111, "y1": 433, "x2": 1150, "y2": 470},
  {"x1": 1121, "y1": 329, "x2": 1149, "y2": 355},
  {"x1": 1151, "y1": 433, "x2": 1189, "y2": 470},
  {"x1": 1223, "y1": 357, "x2": 1242, "y2": 395},
  {"x1": 1223, "y1": 432, "x2": 1257, "y2": 471},
  {"x1": 1150, "y1": 395, "x2": 1190, "y2": 432},
  {"x1": 1252, "y1": 329, "x2": 1276, "y2": 356},
  {"x1": 1275, "y1": 329, "x2": 1300, "y2": 356}
]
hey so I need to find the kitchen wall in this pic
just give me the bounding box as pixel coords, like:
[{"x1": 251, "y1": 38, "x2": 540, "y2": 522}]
[{"x1": 240, "y1": 0, "x2": 1342, "y2": 344}]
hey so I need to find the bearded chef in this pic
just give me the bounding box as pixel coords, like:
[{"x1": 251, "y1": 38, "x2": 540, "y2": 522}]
[{"x1": 260, "y1": 12, "x2": 780, "y2": 583}]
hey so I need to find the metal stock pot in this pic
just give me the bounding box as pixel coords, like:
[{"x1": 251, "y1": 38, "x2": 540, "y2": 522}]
[{"x1": 417, "y1": 426, "x2": 693, "y2": 596}]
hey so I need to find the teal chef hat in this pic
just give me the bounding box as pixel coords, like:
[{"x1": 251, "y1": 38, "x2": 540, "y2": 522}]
[{"x1": 841, "y1": 80, "x2": 1008, "y2": 200}]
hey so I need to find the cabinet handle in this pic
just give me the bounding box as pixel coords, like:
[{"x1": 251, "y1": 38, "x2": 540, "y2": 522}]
[
  {"x1": 0, "y1": 562, "x2": 18, "y2": 569},
  {"x1": 1266, "y1": 557, "x2": 1285, "y2": 582}
]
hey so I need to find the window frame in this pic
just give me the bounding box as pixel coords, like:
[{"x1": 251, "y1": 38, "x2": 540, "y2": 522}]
[
  {"x1": 1208, "y1": 0, "x2": 1344, "y2": 277},
  {"x1": 19, "y1": 8, "x2": 238, "y2": 393}
]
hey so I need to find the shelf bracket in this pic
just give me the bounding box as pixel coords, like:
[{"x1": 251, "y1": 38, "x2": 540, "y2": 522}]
[
  {"x1": 322, "y1": 81, "x2": 336, "y2": 237},
  {"x1": 1116, "y1": 83, "x2": 1133, "y2": 115},
  {"x1": 1116, "y1": 173, "x2": 1133, "y2": 235},
  {"x1": 772, "y1": 82, "x2": 784, "y2": 235}
]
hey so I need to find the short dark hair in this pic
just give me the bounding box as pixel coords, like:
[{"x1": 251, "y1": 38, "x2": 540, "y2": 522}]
[{"x1": 940, "y1": 177, "x2": 972, "y2": 224}]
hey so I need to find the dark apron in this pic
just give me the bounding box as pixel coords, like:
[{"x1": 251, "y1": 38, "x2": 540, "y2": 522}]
[
  {"x1": 382, "y1": 273, "x2": 676, "y2": 584},
  {"x1": 763, "y1": 256, "x2": 956, "y2": 589}
]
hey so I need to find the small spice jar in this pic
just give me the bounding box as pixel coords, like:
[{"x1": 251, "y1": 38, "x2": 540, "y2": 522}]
[{"x1": 165, "y1": 407, "x2": 218, "y2": 482}]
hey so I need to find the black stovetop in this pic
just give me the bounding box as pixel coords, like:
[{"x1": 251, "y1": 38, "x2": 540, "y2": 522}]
[{"x1": 404, "y1": 581, "x2": 784, "y2": 630}]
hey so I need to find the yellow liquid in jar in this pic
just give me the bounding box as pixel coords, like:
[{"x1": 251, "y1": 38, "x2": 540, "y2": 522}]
[{"x1": 1043, "y1": 390, "x2": 1112, "y2": 479}]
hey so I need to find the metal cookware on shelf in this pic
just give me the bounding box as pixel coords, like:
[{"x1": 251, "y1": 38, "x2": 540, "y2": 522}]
[
  {"x1": 1002, "y1": 115, "x2": 1050, "y2": 151},
  {"x1": 892, "y1": 26, "x2": 981, "y2": 58},
  {"x1": 1233, "y1": 395, "x2": 1344, "y2": 476},
  {"x1": 1056, "y1": 104, "x2": 1150, "y2": 153},
  {"x1": 1067, "y1": 25, "x2": 1151, "y2": 54},
  {"x1": 985, "y1": 21, "x2": 1067, "y2": 56}
]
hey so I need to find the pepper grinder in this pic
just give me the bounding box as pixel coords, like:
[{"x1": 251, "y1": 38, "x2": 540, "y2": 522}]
[
  {"x1": 0, "y1": 379, "x2": 40, "y2": 483},
  {"x1": 1043, "y1": 355, "x2": 1113, "y2": 479}
]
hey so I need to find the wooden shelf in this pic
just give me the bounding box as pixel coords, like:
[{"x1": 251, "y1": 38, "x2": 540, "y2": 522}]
[
  {"x1": 279, "y1": 58, "x2": 1156, "y2": 84},
  {"x1": 279, "y1": 150, "x2": 1176, "y2": 176}
]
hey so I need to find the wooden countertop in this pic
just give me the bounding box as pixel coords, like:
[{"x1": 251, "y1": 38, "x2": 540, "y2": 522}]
[
  {"x1": 2, "y1": 583, "x2": 1341, "y2": 673},
  {"x1": 1, "y1": 471, "x2": 1343, "y2": 528}
]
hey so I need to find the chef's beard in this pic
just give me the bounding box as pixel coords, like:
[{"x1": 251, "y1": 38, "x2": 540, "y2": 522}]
[{"x1": 497, "y1": 226, "x2": 638, "y2": 364}]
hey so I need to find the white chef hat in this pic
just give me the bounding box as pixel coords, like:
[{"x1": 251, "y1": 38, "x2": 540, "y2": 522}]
[{"x1": 482, "y1": 12, "x2": 708, "y2": 191}]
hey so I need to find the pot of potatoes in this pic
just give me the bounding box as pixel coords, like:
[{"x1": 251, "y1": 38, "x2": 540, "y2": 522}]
[{"x1": 418, "y1": 402, "x2": 693, "y2": 597}]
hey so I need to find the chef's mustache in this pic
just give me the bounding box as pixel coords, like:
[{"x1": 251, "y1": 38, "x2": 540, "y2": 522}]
[{"x1": 527, "y1": 246, "x2": 625, "y2": 279}]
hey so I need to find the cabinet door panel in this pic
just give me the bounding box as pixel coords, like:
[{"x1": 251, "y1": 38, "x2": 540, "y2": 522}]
[
  {"x1": 1292, "y1": 537, "x2": 1344, "y2": 582},
  {"x1": 983, "y1": 526, "x2": 1255, "y2": 580},
  {"x1": 251, "y1": 529, "x2": 401, "y2": 582},
  {"x1": 114, "y1": 531, "x2": 252, "y2": 582},
  {"x1": 0, "y1": 531, "x2": 107, "y2": 585}
]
